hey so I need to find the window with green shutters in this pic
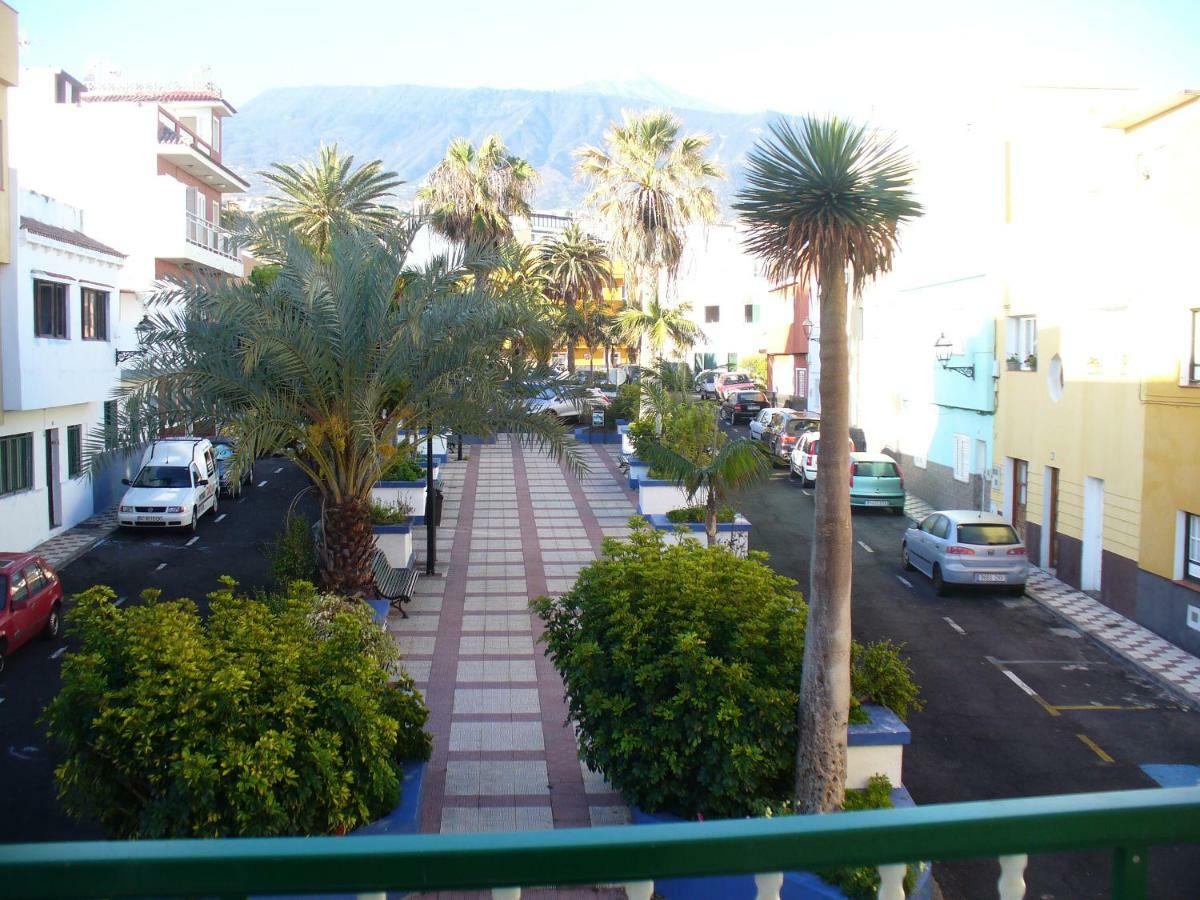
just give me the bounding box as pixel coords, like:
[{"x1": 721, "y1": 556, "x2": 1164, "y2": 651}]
[
  {"x1": 68, "y1": 425, "x2": 83, "y2": 478},
  {"x1": 0, "y1": 432, "x2": 34, "y2": 495},
  {"x1": 103, "y1": 400, "x2": 119, "y2": 450}
]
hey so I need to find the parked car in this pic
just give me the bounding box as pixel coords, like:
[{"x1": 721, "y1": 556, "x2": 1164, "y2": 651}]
[
  {"x1": 788, "y1": 429, "x2": 855, "y2": 481},
  {"x1": 694, "y1": 369, "x2": 722, "y2": 397},
  {"x1": 714, "y1": 372, "x2": 755, "y2": 401},
  {"x1": 525, "y1": 386, "x2": 609, "y2": 422},
  {"x1": 848, "y1": 452, "x2": 906, "y2": 514},
  {"x1": 0, "y1": 553, "x2": 63, "y2": 674},
  {"x1": 719, "y1": 390, "x2": 769, "y2": 425},
  {"x1": 770, "y1": 413, "x2": 821, "y2": 464},
  {"x1": 748, "y1": 407, "x2": 789, "y2": 442},
  {"x1": 117, "y1": 437, "x2": 220, "y2": 532},
  {"x1": 902, "y1": 510, "x2": 1028, "y2": 596},
  {"x1": 210, "y1": 436, "x2": 254, "y2": 498}
]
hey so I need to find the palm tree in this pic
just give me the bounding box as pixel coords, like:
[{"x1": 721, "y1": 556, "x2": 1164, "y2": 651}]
[
  {"x1": 538, "y1": 224, "x2": 614, "y2": 373},
  {"x1": 419, "y1": 135, "x2": 536, "y2": 249},
  {"x1": 575, "y1": 110, "x2": 723, "y2": 359},
  {"x1": 634, "y1": 405, "x2": 770, "y2": 546},
  {"x1": 734, "y1": 117, "x2": 923, "y2": 814},
  {"x1": 111, "y1": 224, "x2": 575, "y2": 594},
  {"x1": 259, "y1": 144, "x2": 403, "y2": 252},
  {"x1": 615, "y1": 296, "x2": 703, "y2": 363}
]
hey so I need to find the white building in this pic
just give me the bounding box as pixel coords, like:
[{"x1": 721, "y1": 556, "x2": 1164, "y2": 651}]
[{"x1": 0, "y1": 186, "x2": 131, "y2": 550}]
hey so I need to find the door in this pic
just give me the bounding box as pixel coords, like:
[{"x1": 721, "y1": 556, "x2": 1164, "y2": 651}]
[
  {"x1": 1044, "y1": 466, "x2": 1060, "y2": 569},
  {"x1": 6, "y1": 568, "x2": 35, "y2": 651},
  {"x1": 45, "y1": 429, "x2": 62, "y2": 529},
  {"x1": 1082, "y1": 476, "x2": 1104, "y2": 591},
  {"x1": 974, "y1": 440, "x2": 988, "y2": 510},
  {"x1": 1011, "y1": 459, "x2": 1028, "y2": 542}
]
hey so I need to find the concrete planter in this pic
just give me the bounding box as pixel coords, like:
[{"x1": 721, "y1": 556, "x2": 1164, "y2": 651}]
[
  {"x1": 628, "y1": 458, "x2": 650, "y2": 490},
  {"x1": 352, "y1": 760, "x2": 427, "y2": 836},
  {"x1": 621, "y1": 432, "x2": 637, "y2": 457},
  {"x1": 398, "y1": 431, "x2": 449, "y2": 465},
  {"x1": 373, "y1": 466, "x2": 438, "y2": 525},
  {"x1": 643, "y1": 512, "x2": 751, "y2": 558},
  {"x1": 573, "y1": 426, "x2": 622, "y2": 444},
  {"x1": 846, "y1": 704, "x2": 910, "y2": 791},
  {"x1": 372, "y1": 522, "x2": 414, "y2": 570},
  {"x1": 637, "y1": 479, "x2": 708, "y2": 515}
]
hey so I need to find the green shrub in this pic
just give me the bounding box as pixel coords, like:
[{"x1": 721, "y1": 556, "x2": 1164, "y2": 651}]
[
  {"x1": 379, "y1": 454, "x2": 425, "y2": 481},
  {"x1": 370, "y1": 498, "x2": 413, "y2": 525},
  {"x1": 665, "y1": 505, "x2": 735, "y2": 524},
  {"x1": 850, "y1": 639, "x2": 924, "y2": 723},
  {"x1": 43, "y1": 580, "x2": 431, "y2": 839},
  {"x1": 533, "y1": 520, "x2": 807, "y2": 819},
  {"x1": 266, "y1": 514, "x2": 317, "y2": 585},
  {"x1": 607, "y1": 384, "x2": 641, "y2": 424}
]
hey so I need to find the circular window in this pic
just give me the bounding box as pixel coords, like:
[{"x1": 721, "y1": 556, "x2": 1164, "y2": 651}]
[{"x1": 1047, "y1": 354, "x2": 1064, "y2": 402}]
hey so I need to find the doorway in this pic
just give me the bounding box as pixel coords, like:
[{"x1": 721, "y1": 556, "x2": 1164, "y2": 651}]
[
  {"x1": 1011, "y1": 458, "x2": 1028, "y2": 542},
  {"x1": 1082, "y1": 476, "x2": 1105, "y2": 591},
  {"x1": 45, "y1": 428, "x2": 62, "y2": 529},
  {"x1": 1042, "y1": 466, "x2": 1060, "y2": 570}
]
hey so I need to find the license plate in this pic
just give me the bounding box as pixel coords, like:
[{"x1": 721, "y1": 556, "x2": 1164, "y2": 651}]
[
  {"x1": 865, "y1": 500, "x2": 889, "y2": 507},
  {"x1": 746, "y1": 405, "x2": 760, "y2": 410},
  {"x1": 141, "y1": 516, "x2": 165, "y2": 523},
  {"x1": 975, "y1": 574, "x2": 1006, "y2": 583}
]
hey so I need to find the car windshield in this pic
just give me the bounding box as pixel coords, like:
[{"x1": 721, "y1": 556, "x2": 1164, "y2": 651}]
[
  {"x1": 132, "y1": 465, "x2": 192, "y2": 488},
  {"x1": 0, "y1": 575, "x2": 7, "y2": 608},
  {"x1": 854, "y1": 461, "x2": 899, "y2": 478},
  {"x1": 957, "y1": 524, "x2": 1021, "y2": 546},
  {"x1": 736, "y1": 392, "x2": 765, "y2": 402},
  {"x1": 214, "y1": 444, "x2": 235, "y2": 460},
  {"x1": 536, "y1": 387, "x2": 558, "y2": 400}
]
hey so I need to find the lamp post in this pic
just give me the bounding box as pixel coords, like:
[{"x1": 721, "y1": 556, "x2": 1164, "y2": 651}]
[
  {"x1": 934, "y1": 332, "x2": 975, "y2": 379},
  {"x1": 801, "y1": 317, "x2": 814, "y2": 339}
]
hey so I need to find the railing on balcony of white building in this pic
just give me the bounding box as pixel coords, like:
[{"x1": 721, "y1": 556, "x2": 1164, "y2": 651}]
[
  {"x1": 157, "y1": 108, "x2": 219, "y2": 162},
  {"x1": 185, "y1": 212, "x2": 239, "y2": 261}
]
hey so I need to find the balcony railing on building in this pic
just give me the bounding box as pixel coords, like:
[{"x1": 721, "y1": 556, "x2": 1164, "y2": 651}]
[
  {"x1": 157, "y1": 108, "x2": 219, "y2": 162},
  {"x1": 1, "y1": 786, "x2": 1196, "y2": 899},
  {"x1": 185, "y1": 212, "x2": 239, "y2": 261}
]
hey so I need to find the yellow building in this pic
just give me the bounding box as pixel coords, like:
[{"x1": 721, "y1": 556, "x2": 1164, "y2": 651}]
[{"x1": 992, "y1": 88, "x2": 1200, "y2": 654}]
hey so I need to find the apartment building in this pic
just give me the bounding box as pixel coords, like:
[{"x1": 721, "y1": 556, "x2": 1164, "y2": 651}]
[{"x1": 763, "y1": 279, "x2": 814, "y2": 410}]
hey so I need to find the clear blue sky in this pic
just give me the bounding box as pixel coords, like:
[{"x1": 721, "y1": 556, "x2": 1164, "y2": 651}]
[{"x1": 14, "y1": 0, "x2": 1200, "y2": 111}]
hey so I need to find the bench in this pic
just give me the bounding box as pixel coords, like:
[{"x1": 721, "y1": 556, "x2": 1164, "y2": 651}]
[{"x1": 371, "y1": 550, "x2": 419, "y2": 618}]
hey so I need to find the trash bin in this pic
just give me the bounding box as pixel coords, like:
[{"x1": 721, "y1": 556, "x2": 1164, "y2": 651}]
[{"x1": 431, "y1": 485, "x2": 445, "y2": 526}]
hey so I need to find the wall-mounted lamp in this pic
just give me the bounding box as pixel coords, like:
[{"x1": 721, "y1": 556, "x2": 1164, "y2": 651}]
[
  {"x1": 801, "y1": 317, "x2": 814, "y2": 338},
  {"x1": 934, "y1": 332, "x2": 975, "y2": 379}
]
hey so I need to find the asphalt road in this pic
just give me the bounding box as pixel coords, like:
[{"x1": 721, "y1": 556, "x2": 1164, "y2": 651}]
[
  {"x1": 725, "y1": 422, "x2": 1200, "y2": 900},
  {"x1": 0, "y1": 457, "x2": 316, "y2": 844}
]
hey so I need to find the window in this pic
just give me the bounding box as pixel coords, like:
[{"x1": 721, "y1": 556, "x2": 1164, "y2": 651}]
[
  {"x1": 744, "y1": 304, "x2": 760, "y2": 323},
  {"x1": 957, "y1": 524, "x2": 1020, "y2": 546},
  {"x1": 1190, "y1": 309, "x2": 1199, "y2": 385},
  {"x1": 81, "y1": 289, "x2": 108, "y2": 340},
  {"x1": 103, "y1": 400, "x2": 119, "y2": 450},
  {"x1": 212, "y1": 114, "x2": 221, "y2": 153},
  {"x1": 953, "y1": 433, "x2": 971, "y2": 483},
  {"x1": 67, "y1": 425, "x2": 83, "y2": 479},
  {"x1": 34, "y1": 280, "x2": 69, "y2": 339},
  {"x1": 22, "y1": 565, "x2": 45, "y2": 597},
  {"x1": 1186, "y1": 514, "x2": 1200, "y2": 583},
  {"x1": 705, "y1": 305, "x2": 720, "y2": 323},
  {"x1": 0, "y1": 432, "x2": 34, "y2": 496},
  {"x1": 1006, "y1": 315, "x2": 1037, "y2": 370}
]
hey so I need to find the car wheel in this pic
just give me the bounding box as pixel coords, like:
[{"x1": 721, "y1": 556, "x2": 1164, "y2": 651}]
[
  {"x1": 932, "y1": 565, "x2": 949, "y2": 596},
  {"x1": 902, "y1": 544, "x2": 915, "y2": 571},
  {"x1": 43, "y1": 604, "x2": 62, "y2": 640},
  {"x1": 892, "y1": 506, "x2": 905, "y2": 516},
  {"x1": 190, "y1": 510, "x2": 199, "y2": 534},
  {"x1": 788, "y1": 466, "x2": 797, "y2": 480},
  {"x1": 0, "y1": 644, "x2": 6, "y2": 676},
  {"x1": 246, "y1": 463, "x2": 254, "y2": 485},
  {"x1": 211, "y1": 492, "x2": 219, "y2": 516},
  {"x1": 1009, "y1": 585, "x2": 1026, "y2": 597}
]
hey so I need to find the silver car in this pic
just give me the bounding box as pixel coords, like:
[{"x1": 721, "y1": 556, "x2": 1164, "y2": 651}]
[{"x1": 902, "y1": 510, "x2": 1028, "y2": 596}]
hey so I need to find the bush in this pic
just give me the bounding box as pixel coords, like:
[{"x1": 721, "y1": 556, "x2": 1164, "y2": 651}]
[
  {"x1": 534, "y1": 520, "x2": 807, "y2": 818},
  {"x1": 43, "y1": 580, "x2": 431, "y2": 839},
  {"x1": 607, "y1": 383, "x2": 641, "y2": 424},
  {"x1": 370, "y1": 498, "x2": 413, "y2": 525},
  {"x1": 266, "y1": 514, "x2": 317, "y2": 585},
  {"x1": 851, "y1": 639, "x2": 923, "y2": 723},
  {"x1": 665, "y1": 505, "x2": 735, "y2": 524},
  {"x1": 379, "y1": 454, "x2": 425, "y2": 481}
]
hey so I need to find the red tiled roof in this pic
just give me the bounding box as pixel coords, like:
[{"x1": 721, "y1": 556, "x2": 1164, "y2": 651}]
[
  {"x1": 84, "y1": 90, "x2": 221, "y2": 103},
  {"x1": 20, "y1": 217, "x2": 126, "y2": 258}
]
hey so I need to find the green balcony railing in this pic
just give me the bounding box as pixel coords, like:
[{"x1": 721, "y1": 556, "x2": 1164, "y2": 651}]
[{"x1": 1, "y1": 786, "x2": 1197, "y2": 900}]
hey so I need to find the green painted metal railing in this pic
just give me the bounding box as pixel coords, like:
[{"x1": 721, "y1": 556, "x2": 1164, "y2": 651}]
[{"x1": 1, "y1": 787, "x2": 1197, "y2": 899}]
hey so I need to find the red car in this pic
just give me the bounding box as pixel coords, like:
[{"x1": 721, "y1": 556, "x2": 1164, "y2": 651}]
[{"x1": 0, "y1": 553, "x2": 63, "y2": 675}]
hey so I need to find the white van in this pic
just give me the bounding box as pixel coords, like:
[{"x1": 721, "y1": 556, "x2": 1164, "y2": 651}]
[{"x1": 117, "y1": 438, "x2": 220, "y2": 532}]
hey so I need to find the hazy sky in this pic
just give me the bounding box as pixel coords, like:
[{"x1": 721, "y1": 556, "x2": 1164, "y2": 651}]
[{"x1": 15, "y1": 0, "x2": 1200, "y2": 112}]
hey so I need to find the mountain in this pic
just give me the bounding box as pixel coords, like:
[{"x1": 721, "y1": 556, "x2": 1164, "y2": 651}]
[{"x1": 223, "y1": 83, "x2": 777, "y2": 210}]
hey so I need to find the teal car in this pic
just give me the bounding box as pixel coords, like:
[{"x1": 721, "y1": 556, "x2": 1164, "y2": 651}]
[{"x1": 849, "y1": 452, "x2": 906, "y2": 514}]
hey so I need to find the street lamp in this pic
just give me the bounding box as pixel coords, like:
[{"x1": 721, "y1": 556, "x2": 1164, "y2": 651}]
[
  {"x1": 801, "y1": 317, "x2": 814, "y2": 338},
  {"x1": 933, "y1": 332, "x2": 975, "y2": 379}
]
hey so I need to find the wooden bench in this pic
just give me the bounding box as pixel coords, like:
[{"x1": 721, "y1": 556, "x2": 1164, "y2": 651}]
[{"x1": 371, "y1": 550, "x2": 419, "y2": 618}]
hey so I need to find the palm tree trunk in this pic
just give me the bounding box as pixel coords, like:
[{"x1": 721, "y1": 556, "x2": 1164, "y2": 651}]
[
  {"x1": 794, "y1": 259, "x2": 853, "y2": 814},
  {"x1": 566, "y1": 291, "x2": 577, "y2": 375},
  {"x1": 319, "y1": 494, "x2": 377, "y2": 594},
  {"x1": 704, "y1": 485, "x2": 718, "y2": 548}
]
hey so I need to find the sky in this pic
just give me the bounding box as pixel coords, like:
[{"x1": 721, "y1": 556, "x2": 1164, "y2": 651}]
[{"x1": 13, "y1": 0, "x2": 1200, "y2": 114}]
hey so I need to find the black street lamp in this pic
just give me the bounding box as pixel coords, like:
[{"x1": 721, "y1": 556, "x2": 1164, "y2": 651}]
[{"x1": 934, "y1": 332, "x2": 975, "y2": 379}]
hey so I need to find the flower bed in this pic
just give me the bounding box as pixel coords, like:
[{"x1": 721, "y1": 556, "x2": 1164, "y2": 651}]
[{"x1": 644, "y1": 512, "x2": 751, "y2": 557}]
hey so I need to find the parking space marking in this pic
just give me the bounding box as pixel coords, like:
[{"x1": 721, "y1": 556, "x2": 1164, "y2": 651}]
[
  {"x1": 115, "y1": 596, "x2": 128, "y2": 607},
  {"x1": 1076, "y1": 733, "x2": 1115, "y2": 763},
  {"x1": 987, "y1": 656, "x2": 1060, "y2": 717},
  {"x1": 896, "y1": 575, "x2": 913, "y2": 588},
  {"x1": 257, "y1": 480, "x2": 268, "y2": 487},
  {"x1": 186, "y1": 536, "x2": 199, "y2": 547},
  {"x1": 802, "y1": 490, "x2": 812, "y2": 497},
  {"x1": 50, "y1": 647, "x2": 67, "y2": 660},
  {"x1": 943, "y1": 616, "x2": 966, "y2": 636},
  {"x1": 155, "y1": 563, "x2": 168, "y2": 572},
  {"x1": 274, "y1": 467, "x2": 283, "y2": 474},
  {"x1": 215, "y1": 514, "x2": 226, "y2": 523},
  {"x1": 857, "y1": 541, "x2": 874, "y2": 553}
]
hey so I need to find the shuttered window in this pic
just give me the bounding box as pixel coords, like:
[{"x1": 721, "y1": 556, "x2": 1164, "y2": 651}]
[
  {"x1": 67, "y1": 425, "x2": 83, "y2": 478},
  {"x1": 0, "y1": 433, "x2": 34, "y2": 495}
]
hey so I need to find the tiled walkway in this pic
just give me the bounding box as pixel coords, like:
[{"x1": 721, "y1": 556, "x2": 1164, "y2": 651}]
[
  {"x1": 391, "y1": 437, "x2": 641, "y2": 895},
  {"x1": 31, "y1": 507, "x2": 119, "y2": 569}
]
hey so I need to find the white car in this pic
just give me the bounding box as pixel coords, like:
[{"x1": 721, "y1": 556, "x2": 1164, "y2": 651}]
[
  {"x1": 788, "y1": 431, "x2": 853, "y2": 486},
  {"x1": 902, "y1": 510, "x2": 1028, "y2": 596},
  {"x1": 748, "y1": 407, "x2": 789, "y2": 442},
  {"x1": 526, "y1": 386, "x2": 609, "y2": 421},
  {"x1": 118, "y1": 438, "x2": 220, "y2": 532},
  {"x1": 697, "y1": 370, "x2": 722, "y2": 399}
]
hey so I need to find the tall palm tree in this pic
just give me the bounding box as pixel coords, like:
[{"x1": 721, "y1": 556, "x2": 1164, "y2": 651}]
[
  {"x1": 575, "y1": 110, "x2": 723, "y2": 359},
  {"x1": 735, "y1": 117, "x2": 922, "y2": 814},
  {"x1": 538, "y1": 224, "x2": 615, "y2": 373},
  {"x1": 615, "y1": 296, "x2": 703, "y2": 363},
  {"x1": 110, "y1": 224, "x2": 575, "y2": 593},
  {"x1": 419, "y1": 135, "x2": 536, "y2": 249},
  {"x1": 260, "y1": 144, "x2": 403, "y2": 252}
]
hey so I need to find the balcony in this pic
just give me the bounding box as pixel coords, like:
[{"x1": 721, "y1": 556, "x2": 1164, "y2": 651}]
[
  {"x1": 157, "y1": 108, "x2": 250, "y2": 194},
  {"x1": 0, "y1": 786, "x2": 1196, "y2": 898},
  {"x1": 185, "y1": 212, "x2": 239, "y2": 261},
  {"x1": 152, "y1": 178, "x2": 244, "y2": 277}
]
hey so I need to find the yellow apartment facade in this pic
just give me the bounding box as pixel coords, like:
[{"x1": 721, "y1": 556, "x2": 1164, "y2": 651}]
[{"x1": 992, "y1": 88, "x2": 1200, "y2": 654}]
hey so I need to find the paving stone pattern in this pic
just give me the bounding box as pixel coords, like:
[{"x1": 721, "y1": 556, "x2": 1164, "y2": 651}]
[{"x1": 31, "y1": 507, "x2": 119, "y2": 570}]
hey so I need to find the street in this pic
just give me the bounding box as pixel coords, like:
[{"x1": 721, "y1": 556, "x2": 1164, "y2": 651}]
[
  {"x1": 0, "y1": 458, "x2": 315, "y2": 844},
  {"x1": 728, "y1": 424, "x2": 1200, "y2": 899}
]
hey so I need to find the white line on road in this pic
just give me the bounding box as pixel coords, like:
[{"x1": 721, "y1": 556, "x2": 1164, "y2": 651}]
[
  {"x1": 257, "y1": 480, "x2": 268, "y2": 487},
  {"x1": 115, "y1": 596, "x2": 128, "y2": 607},
  {"x1": 155, "y1": 562, "x2": 167, "y2": 572},
  {"x1": 1002, "y1": 668, "x2": 1039, "y2": 698},
  {"x1": 943, "y1": 616, "x2": 967, "y2": 636},
  {"x1": 896, "y1": 575, "x2": 913, "y2": 588},
  {"x1": 274, "y1": 467, "x2": 283, "y2": 474},
  {"x1": 186, "y1": 536, "x2": 199, "y2": 547},
  {"x1": 857, "y1": 540, "x2": 874, "y2": 553},
  {"x1": 802, "y1": 490, "x2": 812, "y2": 497},
  {"x1": 215, "y1": 514, "x2": 226, "y2": 523},
  {"x1": 50, "y1": 646, "x2": 67, "y2": 659}
]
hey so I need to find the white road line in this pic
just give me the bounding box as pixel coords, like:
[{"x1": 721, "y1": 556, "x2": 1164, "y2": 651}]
[
  {"x1": 896, "y1": 575, "x2": 913, "y2": 588},
  {"x1": 115, "y1": 596, "x2": 128, "y2": 607},
  {"x1": 1002, "y1": 668, "x2": 1039, "y2": 698},
  {"x1": 257, "y1": 480, "x2": 268, "y2": 487},
  {"x1": 50, "y1": 646, "x2": 67, "y2": 660},
  {"x1": 943, "y1": 616, "x2": 967, "y2": 636},
  {"x1": 155, "y1": 562, "x2": 167, "y2": 572},
  {"x1": 186, "y1": 536, "x2": 199, "y2": 547},
  {"x1": 802, "y1": 490, "x2": 812, "y2": 497},
  {"x1": 215, "y1": 514, "x2": 226, "y2": 523},
  {"x1": 857, "y1": 540, "x2": 874, "y2": 553},
  {"x1": 274, "y1": 467, "x2": 283, "y2": 474}
]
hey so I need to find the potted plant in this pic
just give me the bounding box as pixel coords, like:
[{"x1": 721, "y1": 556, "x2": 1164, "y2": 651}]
[
  {"x1": 372, "y1": 452, "x2": 432, "y2": 524},
  {"x1": 371, "y1": 497, "x2": 415, "y2": 569},
  {"x1": 1024, "y1": 353, "x2": 1038, "y2": 371},
  {"x1": 1006, "y1": 355, "x2": 1021, "y2": 371},
  {"x1": 651, "y1": 505, "x2": 752, "y2": 557}
]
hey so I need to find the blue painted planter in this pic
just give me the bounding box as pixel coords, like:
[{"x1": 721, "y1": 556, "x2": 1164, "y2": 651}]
[
  {"x1": 353, "y1": 760, "x2": 428, "y2": 836},
  {"x1": 627, "y1": 458, "x2": 649, "y2": 490},
  {"x1": 573, "y1": 426, "x2": 623, "y2": 444},
  {"x1": 364, "y1": 597, "x2": 390, "y2": 625}
]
